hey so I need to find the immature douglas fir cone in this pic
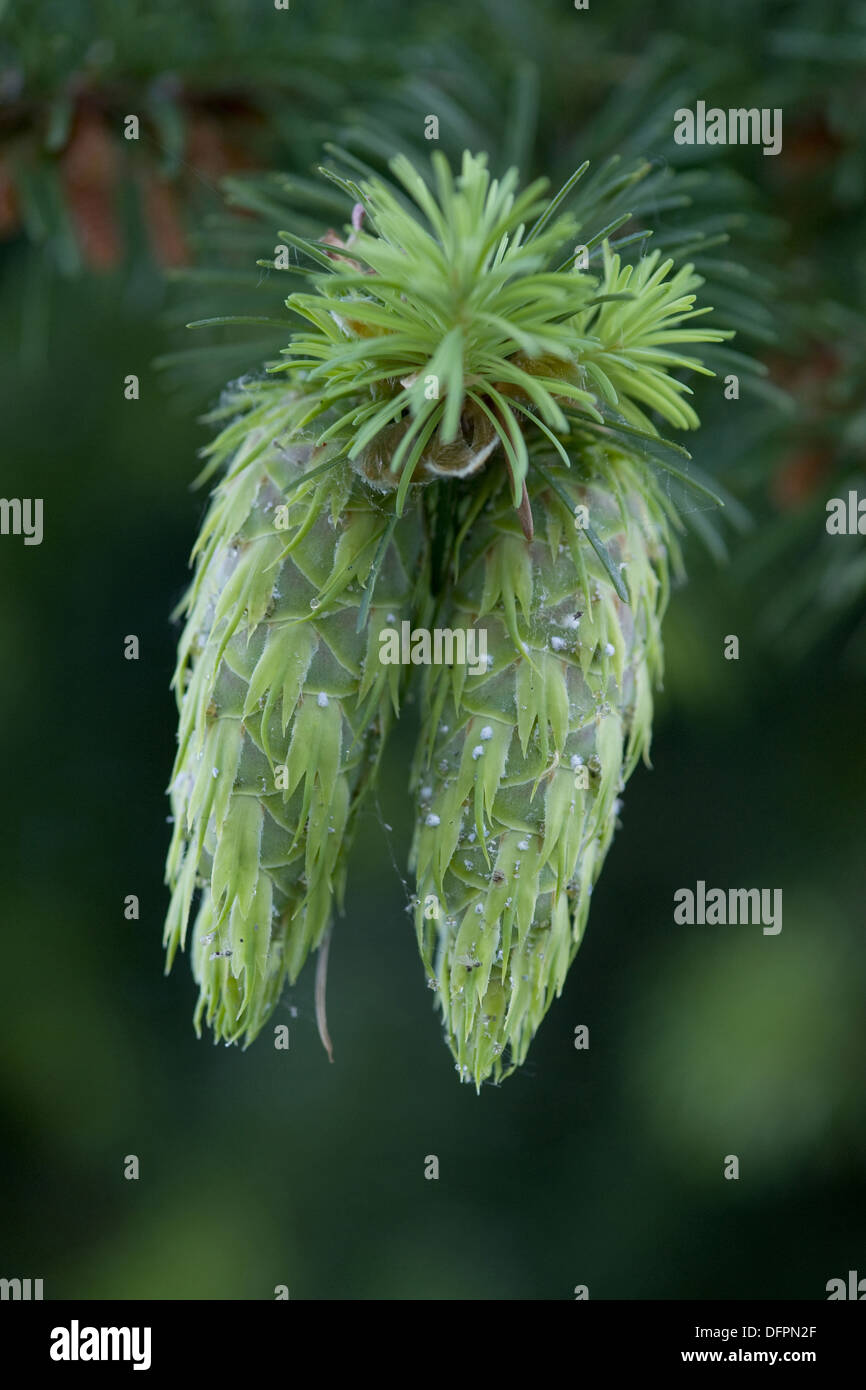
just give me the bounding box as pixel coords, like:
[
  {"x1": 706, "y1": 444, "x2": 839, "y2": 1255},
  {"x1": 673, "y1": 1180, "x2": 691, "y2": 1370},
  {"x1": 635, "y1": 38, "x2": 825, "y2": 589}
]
[
  {"x1": 165, "y1": 382, "x2": 426, "y2": 1046},
  {"x1": 165, "y1": 150, "x2": 728, "y2": 1078},
  {"x1": 412, "y1": 451, "x2": 675, "y2": 1086}
]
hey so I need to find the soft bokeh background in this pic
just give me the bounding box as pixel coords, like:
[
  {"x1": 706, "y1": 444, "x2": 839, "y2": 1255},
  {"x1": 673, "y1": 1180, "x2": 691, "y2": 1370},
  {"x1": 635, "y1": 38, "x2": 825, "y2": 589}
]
[{"x1": 1, "y1": 0, "x2": 864, "y2": 1300}]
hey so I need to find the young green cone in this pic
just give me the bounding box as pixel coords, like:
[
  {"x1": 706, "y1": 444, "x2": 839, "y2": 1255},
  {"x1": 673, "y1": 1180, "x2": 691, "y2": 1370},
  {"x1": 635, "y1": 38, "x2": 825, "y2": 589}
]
[
  {"x1": 411, "y1": 449, "x2": 677, "y2": 1086},
  {"x1": 164, "y1": 381, "x2": 425, "y2": 1046}
]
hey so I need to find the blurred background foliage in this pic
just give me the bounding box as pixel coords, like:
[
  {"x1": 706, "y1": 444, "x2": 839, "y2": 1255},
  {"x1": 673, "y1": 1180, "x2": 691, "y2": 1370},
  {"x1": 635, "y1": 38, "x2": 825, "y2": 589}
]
[{"x1": 0, "y1": 0, "x2": 864, "y2": 1298}]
